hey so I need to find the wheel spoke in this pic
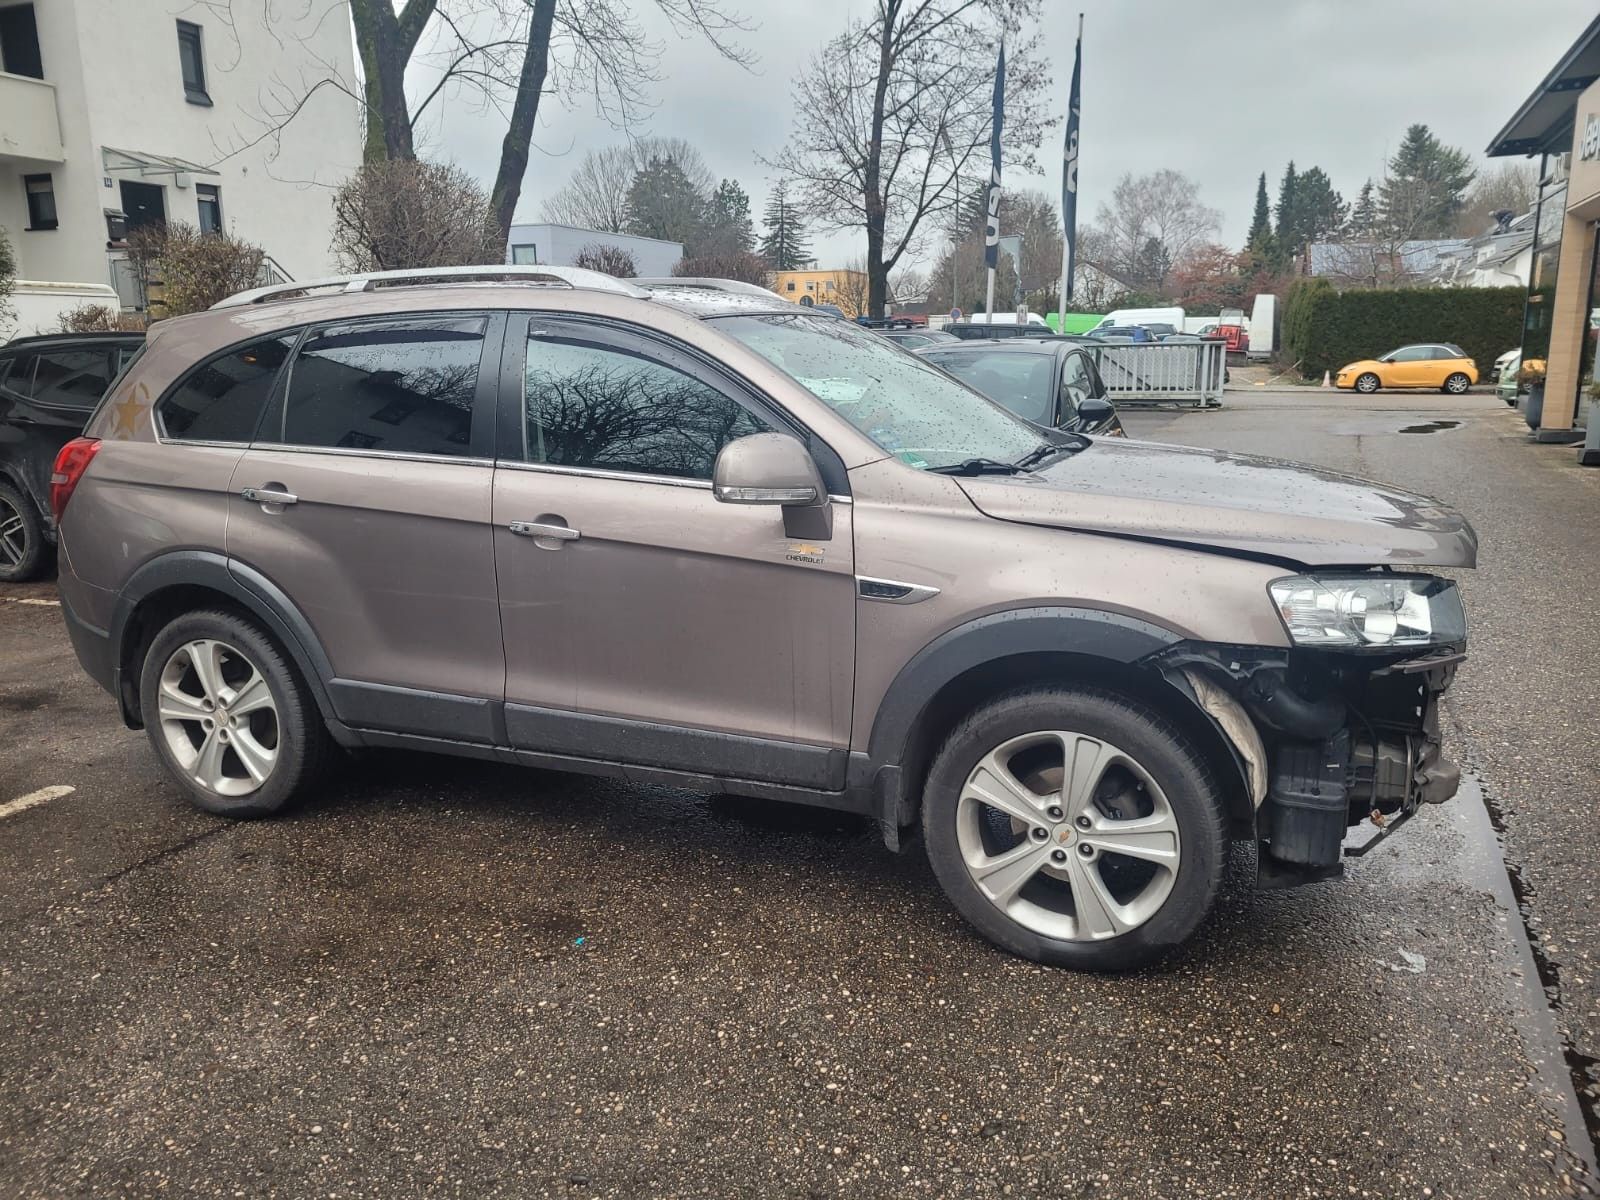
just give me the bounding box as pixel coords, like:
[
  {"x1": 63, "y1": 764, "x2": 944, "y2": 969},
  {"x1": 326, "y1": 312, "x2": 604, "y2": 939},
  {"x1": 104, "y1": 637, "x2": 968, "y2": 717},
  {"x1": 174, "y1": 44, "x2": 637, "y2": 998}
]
[
  {"x1": 193, "y1": 729, "x2": 227, "y2": 788},
  {"x1": 1081, "y1": 811, "x2": 1180, "y2": 867},
  {"x1": 227, "y1": 671, "x2": 273, "y2": 715},
  {"x1": 964, "y1": 748, "x2": 1045, "y2": 825},
  {"x1": 229, "y1": 728, "x2": 277, "y2": 785},
  {"x1": 1058, "y1": 733, "x2": 1118, "y2": 820},
  {"x1": 1065, "y1": 855, "x2": 1131, "y2": 939},
  {"x1": 970, "y1": 840, "x2": 1051, "y2": 905},
  {"x1": 186, "y1": 640, "x2": 227, "y2": 705},
  {"x1": 157, "y1": 681, "x2": 210, "y2": 723}
]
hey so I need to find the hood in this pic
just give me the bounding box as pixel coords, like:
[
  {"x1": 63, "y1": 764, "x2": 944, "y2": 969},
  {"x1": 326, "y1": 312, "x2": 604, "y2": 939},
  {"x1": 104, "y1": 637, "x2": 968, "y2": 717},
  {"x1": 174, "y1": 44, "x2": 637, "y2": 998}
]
[
  {"x1": 956, "y1": 438, "x2": 1478, "y2": 568},
  {"x1": 1338, "y1": 359, "x2": 1382, "y2": 374}
]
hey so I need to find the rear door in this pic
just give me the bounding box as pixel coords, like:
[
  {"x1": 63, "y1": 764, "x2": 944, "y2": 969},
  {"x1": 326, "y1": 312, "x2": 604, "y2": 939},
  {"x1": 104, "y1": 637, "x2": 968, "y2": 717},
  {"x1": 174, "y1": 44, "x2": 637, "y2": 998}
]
[
  {"x1": 1, "y1": 342, "x2": 125, "y2": 524},
  {"x1": 228, "y1": 313, "x2": 507, "y2": 742},
  {"x1": 491, "y1": 314, "x2": 856, "y2": 788}
]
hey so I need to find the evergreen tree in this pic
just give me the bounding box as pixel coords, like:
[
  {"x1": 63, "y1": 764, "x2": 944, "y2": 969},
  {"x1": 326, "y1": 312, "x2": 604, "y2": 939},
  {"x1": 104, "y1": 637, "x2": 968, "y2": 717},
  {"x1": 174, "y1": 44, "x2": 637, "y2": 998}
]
[
  {"x1": 624, "y1": 156, "x2": 708, "y2": 248},
  {"x1": 1293, "y1": 167, "x2": 1347, "y2": 245},
  {"x1": 704, "y1": 179, "x2": 755, "y2": 256},
  {"x1": 1273, "y1": 160, "x2": 1299, "y2": 268},
  {"x1": 759, "y1": 180, "x2": 811, "y2": 270},
  {"x1": 1348, "y1": 179, "x2": 1378, "y2": 236},
  {"x1": 1244, "y1": 172, "x2": 1277, "y2": 274},
  {"x1": 1378, "y1": 124, "x2": 1476, "y2": 239}
]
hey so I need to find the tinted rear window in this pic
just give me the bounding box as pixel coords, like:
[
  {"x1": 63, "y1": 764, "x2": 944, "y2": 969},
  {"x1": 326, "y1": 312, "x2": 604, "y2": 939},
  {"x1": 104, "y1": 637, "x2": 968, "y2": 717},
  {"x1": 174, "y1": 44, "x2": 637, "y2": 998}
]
[
  {"x1": 279, "y1": 318, "x2": 485, "y2": 456},
  {"x1": 159, "y1": 335, "x2": 295, "y2": 442},
  {"x1": 31, "y1": 347, "x2": 119, "y2": 408}
]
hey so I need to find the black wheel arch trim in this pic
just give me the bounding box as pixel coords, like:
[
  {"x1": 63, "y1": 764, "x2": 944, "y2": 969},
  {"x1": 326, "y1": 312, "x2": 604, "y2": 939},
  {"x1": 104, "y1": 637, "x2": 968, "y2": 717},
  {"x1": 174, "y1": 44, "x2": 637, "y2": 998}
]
[
  {"x1": 107, "y1": 550, "x2": 343, "y2": 733},
  {"x1": 864, "y1": 605, "x2": 1185, "y2": 773}
]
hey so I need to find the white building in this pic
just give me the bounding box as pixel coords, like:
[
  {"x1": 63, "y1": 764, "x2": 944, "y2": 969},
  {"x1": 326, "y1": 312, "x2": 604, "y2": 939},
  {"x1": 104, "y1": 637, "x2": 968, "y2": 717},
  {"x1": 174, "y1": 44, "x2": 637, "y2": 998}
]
[
  {"x1": 505, "y1": 223, "x2": 683, "y2": 278},
  {"x1": 0, "y1": 0, "x2": 360, "y2": 306}
]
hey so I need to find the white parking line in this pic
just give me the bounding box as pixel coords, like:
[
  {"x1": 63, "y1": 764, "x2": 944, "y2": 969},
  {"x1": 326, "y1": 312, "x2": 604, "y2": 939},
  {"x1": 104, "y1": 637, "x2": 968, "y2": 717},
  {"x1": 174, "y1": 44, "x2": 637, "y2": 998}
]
[
  {"x1": 0, "y1": 596, "x2": 60, "y2": 606},
  {"x1": 0, "y1": 785, "x2": 75, "y2": 820}
]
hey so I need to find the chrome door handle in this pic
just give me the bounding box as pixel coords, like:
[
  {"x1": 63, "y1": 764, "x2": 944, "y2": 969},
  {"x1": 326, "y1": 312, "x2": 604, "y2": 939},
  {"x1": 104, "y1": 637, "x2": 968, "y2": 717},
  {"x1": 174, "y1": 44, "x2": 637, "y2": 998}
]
[
  {"x1": 241, "y1": 486, "x2": 298, "y2": 506},
  {"x1": 509, "y1": 520, "x2": 579, "y2": 540}
]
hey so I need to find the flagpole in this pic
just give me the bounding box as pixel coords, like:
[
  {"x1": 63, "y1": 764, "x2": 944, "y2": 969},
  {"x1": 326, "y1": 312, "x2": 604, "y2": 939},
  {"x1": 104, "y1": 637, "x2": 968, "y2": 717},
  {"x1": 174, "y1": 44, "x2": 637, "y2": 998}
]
[
  {"x1": 983, "y1": 42, "x2": 1005, "y2": 321},
  {"x1": 1058, "y1": 14, "x2": 1083, "y2": 324}
]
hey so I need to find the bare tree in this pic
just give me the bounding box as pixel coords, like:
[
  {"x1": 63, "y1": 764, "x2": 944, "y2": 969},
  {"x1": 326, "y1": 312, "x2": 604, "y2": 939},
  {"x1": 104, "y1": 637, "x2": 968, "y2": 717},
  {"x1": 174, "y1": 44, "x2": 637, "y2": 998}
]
[
  {"x1": 889, "y1": 263, "x2": 929, "y2": 304},
  {"x1": 541, "y1": 139, "x2": 714, "y2": 233},
  {"x1": 673, "y1": 251, "x2": 772, "y2": 286},
  {"x1": 1456, "y1": 161, "x2": 1539, "y2": 235},
  {"x1": 1090, "y1": 170, "x2": 1221, "y2": 295},
  {"x1": 572, "y1": 242, "x2": 638, "y2": 276},
  {"x1": 769, "y1": 0, "x2": 1054, "y2": 318},
  {"x1": 331, "y1": 160, "x2": 503, "y2": 271},
  {"x1": 127, "y1": 222, "x2": 266, "y2": 317}
]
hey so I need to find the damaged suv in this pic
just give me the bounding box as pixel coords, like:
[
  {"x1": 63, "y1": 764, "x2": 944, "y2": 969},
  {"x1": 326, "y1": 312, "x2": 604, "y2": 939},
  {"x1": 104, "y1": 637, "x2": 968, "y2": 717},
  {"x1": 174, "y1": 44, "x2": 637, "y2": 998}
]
[{"x1": 52, "y1": 268, "x2": 1472, "y2": 970}]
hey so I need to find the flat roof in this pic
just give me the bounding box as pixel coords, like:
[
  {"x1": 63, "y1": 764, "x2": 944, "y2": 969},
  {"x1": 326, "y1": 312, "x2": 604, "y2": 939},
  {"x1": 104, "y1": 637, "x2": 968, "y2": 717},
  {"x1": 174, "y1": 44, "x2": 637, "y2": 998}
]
[{"x1": 1487, "y1": 13, "x2": 1600, "y2": 157}]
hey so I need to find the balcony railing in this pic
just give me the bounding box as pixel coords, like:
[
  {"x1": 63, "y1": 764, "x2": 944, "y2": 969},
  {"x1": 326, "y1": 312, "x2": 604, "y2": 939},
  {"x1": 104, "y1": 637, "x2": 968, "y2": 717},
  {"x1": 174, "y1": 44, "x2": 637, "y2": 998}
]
[{"x1": 0, "y1": 72, "x2": 65, "y2": 163}]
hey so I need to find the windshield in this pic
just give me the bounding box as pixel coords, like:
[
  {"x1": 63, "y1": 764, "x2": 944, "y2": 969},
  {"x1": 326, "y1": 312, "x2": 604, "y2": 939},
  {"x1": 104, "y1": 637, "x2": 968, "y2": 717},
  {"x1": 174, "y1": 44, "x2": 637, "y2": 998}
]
[
  {"x1": 923, "y1": 351, "x2": 1055, "y2": 425},
  {"x1": 711, "y1": 312, "x2": 1042, "y2": 470}
]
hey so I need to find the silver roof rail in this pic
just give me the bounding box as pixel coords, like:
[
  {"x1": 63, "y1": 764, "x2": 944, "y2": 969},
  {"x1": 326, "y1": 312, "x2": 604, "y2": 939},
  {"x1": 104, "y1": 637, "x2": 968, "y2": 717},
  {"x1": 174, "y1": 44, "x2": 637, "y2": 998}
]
[
  {"x1": 212, "y1": 264, "x2": 651, "y2": 309},
  {"x1": 631, "y1": 277, "x2": 783, "y2": 300}
]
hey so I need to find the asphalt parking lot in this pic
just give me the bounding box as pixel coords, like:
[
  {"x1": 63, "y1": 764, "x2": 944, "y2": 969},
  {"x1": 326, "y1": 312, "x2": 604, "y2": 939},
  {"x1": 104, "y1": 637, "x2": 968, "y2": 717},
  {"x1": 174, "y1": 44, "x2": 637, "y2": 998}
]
[{"x1": 2, "y1": 390, "x2": 1597, "y2": 1198}]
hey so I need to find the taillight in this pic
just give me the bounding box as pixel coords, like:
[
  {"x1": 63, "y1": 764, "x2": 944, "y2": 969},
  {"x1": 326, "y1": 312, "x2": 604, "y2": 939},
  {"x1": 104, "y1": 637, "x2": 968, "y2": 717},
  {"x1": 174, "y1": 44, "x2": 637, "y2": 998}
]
[{"x1": 50, "y1": 437, "x2": 101, "y2": 524}]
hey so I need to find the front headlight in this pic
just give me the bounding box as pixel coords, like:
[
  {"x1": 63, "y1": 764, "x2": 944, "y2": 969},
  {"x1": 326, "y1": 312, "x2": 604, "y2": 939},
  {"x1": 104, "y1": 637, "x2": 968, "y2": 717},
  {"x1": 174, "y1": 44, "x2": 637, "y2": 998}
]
[{"x1": 1269, "y1": 574, "x2": 1466, "y2": 649}]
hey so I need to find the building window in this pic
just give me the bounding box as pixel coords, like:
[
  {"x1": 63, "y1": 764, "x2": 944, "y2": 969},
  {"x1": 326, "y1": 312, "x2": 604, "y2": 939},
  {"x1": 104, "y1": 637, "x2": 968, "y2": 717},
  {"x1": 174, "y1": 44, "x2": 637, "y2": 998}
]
[
  {"x1": 805, "y1": 281, "x2": 815, "y2": 291},
  {"x1": 785, "y1": 281, "x2": 795, "y2": 292},
  {"x1": 23, "y1": 173, "x2": 56, "y2": 230},
  {"x1": 825, "y1": 280, "x2": 835, "y2": 292},
  {"x1": 177, "y1": 21, "x2": 209, "y2": 104},
  {"x1": 510, "y1": 243, "x2": 538, "y2": 265},
  {"x1": 0, "y1": 3, "x2": 44, "y2": 78},
  {"x1": 196, "y1": 184, "x2": 222, "y2": 234}
]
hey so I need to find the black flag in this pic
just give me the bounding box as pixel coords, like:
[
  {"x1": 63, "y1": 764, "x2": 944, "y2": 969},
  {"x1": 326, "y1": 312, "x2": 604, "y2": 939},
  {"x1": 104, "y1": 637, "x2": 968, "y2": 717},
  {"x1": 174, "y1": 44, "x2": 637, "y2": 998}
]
[
  {"x1": 1061, "y1": 24, "x2": 1081, "y2": 302},
  {"x1": 983, "y1": 46, "x2": 1006, "y2": 270}
]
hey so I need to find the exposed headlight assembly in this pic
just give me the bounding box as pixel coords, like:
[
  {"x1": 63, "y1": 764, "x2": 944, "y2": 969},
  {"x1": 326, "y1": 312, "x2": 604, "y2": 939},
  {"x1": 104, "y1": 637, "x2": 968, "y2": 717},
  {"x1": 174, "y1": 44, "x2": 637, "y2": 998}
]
[{"x1": 1269, "y1": 574, "x2": 1466, "y2": 649}]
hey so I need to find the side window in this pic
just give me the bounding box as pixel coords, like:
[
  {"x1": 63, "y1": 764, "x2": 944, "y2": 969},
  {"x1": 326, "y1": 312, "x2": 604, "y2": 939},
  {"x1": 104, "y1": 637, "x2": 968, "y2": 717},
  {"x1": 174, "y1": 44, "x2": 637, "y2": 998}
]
[
  {"x1": 523, "y1": 335, "x2": 773, "y2": 480},
  {"x1": 31, "y1": 348, "x2": 117, "y2": 408},
  {"x1": 0, "y1": 352, "x2": 36, "y2": 398},
  {"x1": 1062, "y1": 352, "x2": 1095, "y2": 415},
  {"x1": 280, "y1": 318, "x2": 486, "y2": 457},
  {"x1": 159, "y1": 334, "x2": 295, "y2": 442}
]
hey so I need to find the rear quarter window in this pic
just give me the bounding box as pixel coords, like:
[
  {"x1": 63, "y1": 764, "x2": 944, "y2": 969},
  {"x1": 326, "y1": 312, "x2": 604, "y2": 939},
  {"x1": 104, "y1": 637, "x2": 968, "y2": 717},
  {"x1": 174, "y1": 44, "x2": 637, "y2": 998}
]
[{"x1": 157, "y1": 335, "x2": 296, "y2": 442}]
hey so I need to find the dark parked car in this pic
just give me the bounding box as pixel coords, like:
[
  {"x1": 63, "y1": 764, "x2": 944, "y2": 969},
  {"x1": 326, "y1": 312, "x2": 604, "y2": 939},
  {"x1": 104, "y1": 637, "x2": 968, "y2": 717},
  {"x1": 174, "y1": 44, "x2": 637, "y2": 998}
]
[
  {"x1": 944, "y1": 320, "x2": 1063, "y2": 341},
  {"x1": 1087, "y1": 324, "x2": 1156, "y2": 343},
  {"x1": 0, "y1": 331, "x2": 143, "y2": 580},
  {"x1": 880, "y1": 328, "x2": 958, "y2": 350},
  {"x1": 916, "y1": 340, "x2": 1124, "y2": 436}
]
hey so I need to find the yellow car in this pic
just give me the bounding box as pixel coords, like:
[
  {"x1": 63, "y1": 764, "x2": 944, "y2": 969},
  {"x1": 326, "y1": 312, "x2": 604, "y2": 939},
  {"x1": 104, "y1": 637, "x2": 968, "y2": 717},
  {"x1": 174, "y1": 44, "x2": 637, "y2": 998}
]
[{"x1": 1335, "y1": 344, "x2": 1479, "y2": 394}]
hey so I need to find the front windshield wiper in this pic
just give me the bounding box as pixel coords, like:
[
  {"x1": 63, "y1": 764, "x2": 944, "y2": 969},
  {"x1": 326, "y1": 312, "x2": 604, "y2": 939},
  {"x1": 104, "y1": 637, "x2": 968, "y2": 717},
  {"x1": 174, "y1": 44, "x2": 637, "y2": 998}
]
[
  {"x1": 1014, "y1": 435, "x2": 1089, "y2": 470},
  {"x1": 927, "y1": 457, "x2": 1031, "y2": 476}
]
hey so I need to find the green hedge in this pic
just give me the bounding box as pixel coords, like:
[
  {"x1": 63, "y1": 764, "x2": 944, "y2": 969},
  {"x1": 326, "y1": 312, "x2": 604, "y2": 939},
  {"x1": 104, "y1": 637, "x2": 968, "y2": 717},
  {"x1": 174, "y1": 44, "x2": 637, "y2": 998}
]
[{"x1": 1280, "y1": 283, "x2": 1524, "y2": 379}]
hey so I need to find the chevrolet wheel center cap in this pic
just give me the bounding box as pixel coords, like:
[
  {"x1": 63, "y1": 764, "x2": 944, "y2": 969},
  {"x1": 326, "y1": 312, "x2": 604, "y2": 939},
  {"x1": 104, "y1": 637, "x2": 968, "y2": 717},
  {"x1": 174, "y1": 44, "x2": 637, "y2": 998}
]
[{"x1": 1057, "y1": 827, "x2": 1075, "y2": 845}]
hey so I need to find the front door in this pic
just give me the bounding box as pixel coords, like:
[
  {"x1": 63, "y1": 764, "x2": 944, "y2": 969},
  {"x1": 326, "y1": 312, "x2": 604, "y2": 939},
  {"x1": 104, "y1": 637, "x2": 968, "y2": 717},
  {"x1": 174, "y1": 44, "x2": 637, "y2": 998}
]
[
  {"x1": 227, "y1": 313, "x2": 507, "y2": 742},
  {"x1": 492, "y1": 315, "x2": 856, "y2": 788}
]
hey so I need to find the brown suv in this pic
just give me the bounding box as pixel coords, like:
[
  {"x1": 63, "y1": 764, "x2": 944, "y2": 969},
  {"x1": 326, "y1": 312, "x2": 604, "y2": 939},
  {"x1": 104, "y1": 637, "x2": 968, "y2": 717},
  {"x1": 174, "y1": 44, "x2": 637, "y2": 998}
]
[{"x1": 52, "y1": 268, "x2": 1474, "y2": 970}]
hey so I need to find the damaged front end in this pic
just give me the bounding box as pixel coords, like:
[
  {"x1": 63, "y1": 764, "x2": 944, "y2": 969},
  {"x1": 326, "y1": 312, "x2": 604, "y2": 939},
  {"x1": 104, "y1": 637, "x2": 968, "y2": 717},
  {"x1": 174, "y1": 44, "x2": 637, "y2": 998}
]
[{"x1": 1158, "y1": 573, "x2": 1467, "y2": 889}]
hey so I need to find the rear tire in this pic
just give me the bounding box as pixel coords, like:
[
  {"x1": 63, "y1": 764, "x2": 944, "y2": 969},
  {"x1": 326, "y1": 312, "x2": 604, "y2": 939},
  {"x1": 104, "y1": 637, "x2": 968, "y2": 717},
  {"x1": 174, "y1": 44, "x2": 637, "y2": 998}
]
[
  {"x1": 139, "y1": 609, "x2": 331, "y2": 817},
  {"x1": 1443, "y1": 372, "x2": 1471, "y2": 395},
  {"x1": 1355, "y1": 372, "x2": 1381, "y2": 394},
  {"x1": 921, "y1": 686, "x2": 1228, "y2": 971},
  {"x1": 0, "y1": 482, "x2": 46, "y2": 583}
]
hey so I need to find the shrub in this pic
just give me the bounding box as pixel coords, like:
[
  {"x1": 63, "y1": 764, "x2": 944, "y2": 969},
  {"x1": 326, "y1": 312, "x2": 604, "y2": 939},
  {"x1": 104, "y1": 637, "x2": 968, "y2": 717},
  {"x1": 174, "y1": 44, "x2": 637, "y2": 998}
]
[
  {"x1": 332, "y1": 160, "x2": 503, "y2": 273},
  {"x1": 0, "y1": 225, "x2": 15, "y2": 326},
  {"x1": 127, "y1": 222, "x2": 266, "y2": 318},
  {"x1": 55, "y1": 304, "x2": 145, "y2": 333},
  {"x1": 1281, "y1": 284, "x2": 1524, "y2": 379},
  {"x1": 673, "y1": 251, "x2": 772, "y2": 287},
  {"x1": 572, "y1": 243, "x2": 638, "y2": 277}
]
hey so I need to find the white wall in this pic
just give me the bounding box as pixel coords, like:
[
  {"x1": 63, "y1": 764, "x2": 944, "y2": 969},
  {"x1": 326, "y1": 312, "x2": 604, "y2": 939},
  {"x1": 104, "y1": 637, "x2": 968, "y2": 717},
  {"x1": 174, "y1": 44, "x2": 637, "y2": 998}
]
[{"x1": 2, "y1": 0, "x2": 361, "y2": 291}]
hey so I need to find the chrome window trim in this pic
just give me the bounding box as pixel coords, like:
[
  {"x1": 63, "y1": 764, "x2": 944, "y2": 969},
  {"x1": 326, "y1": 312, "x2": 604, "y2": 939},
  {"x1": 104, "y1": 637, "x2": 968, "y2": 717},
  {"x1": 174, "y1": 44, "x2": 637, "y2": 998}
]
[
  {"x1": 246, "y1": 442, "x2": 493, "y2": 468},
  {"x1": 496, "y1": 457, "x2": 853, "y2": 504}
]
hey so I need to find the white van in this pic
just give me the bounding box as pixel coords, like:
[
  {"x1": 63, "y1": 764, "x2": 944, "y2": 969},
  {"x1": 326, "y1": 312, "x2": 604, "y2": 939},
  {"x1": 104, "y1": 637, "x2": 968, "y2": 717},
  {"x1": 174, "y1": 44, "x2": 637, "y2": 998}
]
[
  {"x1": 1247, "y1": 294, "x2": 1277, "y2": 360},
  {"x1": 966, "y1": 312, "x2": 1050, "y2": 326},
  {"x1": 1, "y1": 280, "x2": 123, "y2": 341},
  {"x1": 1093, "y1": 306, "x2": 1185, "y2": 334}
]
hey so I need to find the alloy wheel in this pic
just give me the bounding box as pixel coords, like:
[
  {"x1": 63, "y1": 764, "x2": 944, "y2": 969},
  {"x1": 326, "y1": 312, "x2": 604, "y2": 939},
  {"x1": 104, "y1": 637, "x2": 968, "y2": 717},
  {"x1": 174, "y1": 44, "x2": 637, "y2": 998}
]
[
  {"x1": 955, "y1": 731, "x2": 1181, "y2": 942},
  {"x1": 1446, "y1": 373, "x2": 1470, "y2": 394},
  {"x1": 0, "y1": 495, "x2": 27, "y2": 569},
  {"x1": 157, "y1": 639, "x2": 280, "y2": 796},
  {"x1": 1356, "y1": 374, "x2": 1379, "y2": 394}
]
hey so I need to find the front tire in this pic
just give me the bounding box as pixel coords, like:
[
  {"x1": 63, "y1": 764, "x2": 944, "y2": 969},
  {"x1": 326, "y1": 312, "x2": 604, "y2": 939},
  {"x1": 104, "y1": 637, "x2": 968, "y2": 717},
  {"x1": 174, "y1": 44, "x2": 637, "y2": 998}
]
[
  {"x1": 1443, "y1": 372, "x2": 1471, "y2": 394},
  {"x1": 1355, "y1": 372, "x2": 1381, "y2": 394},
  {"x1": 139, "y1": 609, "x2": 330, "y2": 817},
  {"x1": 0, "y1": 481, "x2": 46, "y2": 583},
  {"x1": 922, "y1": 686, "x2": 1228, "y2": 971}
]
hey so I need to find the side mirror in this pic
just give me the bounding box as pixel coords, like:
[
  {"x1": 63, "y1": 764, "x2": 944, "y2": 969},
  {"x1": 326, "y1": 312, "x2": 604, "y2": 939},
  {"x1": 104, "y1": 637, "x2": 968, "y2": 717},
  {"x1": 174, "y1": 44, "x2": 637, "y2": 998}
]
[
  {"x1": 713, "y1": 433, "x2": 825, "y2": 506},
  {"x1": 1073, "y1": 397, "x2": 1118, "y2": 434}
]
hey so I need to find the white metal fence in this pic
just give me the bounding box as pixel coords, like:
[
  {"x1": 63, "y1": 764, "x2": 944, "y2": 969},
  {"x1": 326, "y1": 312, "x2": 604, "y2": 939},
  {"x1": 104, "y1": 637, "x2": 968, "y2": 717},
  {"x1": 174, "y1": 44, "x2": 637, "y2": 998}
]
[{"x1": 1085, "y1": 339, "x2": 1227, "y2": 407}]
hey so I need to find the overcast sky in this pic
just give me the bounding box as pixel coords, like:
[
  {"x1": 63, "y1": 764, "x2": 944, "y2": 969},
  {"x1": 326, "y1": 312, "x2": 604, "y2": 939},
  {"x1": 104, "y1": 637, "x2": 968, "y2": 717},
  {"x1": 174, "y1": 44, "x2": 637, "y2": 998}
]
[{"x1": 412, "y1": 0, "x2": 1597, "y2": 266}]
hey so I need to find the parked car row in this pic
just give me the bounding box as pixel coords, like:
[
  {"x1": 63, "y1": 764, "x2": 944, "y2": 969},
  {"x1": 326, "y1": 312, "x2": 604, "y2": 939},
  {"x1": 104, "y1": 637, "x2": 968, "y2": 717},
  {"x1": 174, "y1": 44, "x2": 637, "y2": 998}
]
[{"x1": 43, "y1": 266, "x2": 1473, "y2": 972}]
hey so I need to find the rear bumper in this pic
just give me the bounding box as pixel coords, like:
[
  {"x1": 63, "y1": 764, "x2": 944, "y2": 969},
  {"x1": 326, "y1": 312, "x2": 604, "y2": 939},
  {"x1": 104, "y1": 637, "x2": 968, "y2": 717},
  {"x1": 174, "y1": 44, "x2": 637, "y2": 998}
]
[{"x1": 61, "y1": 590, "x2": 116, "y2": 698}]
